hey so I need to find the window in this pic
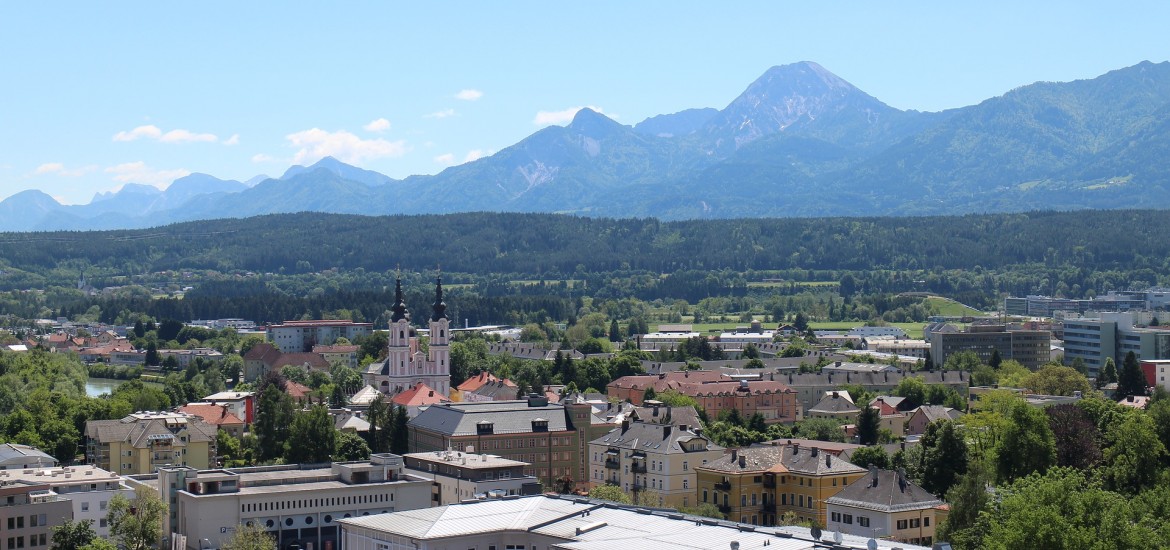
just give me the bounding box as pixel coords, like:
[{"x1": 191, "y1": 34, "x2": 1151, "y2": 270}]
[
  {"x1": 682, "y1": 479, "x2": 688, "y2": 489},
  {"x1": 831, "y1": 512, "x2": 840, "y2": 522},
  {"x1": 703, "y1": 490, "x2": 708, "y2": 503},
  {"x1": 897, "y1": 519, "x2": 908, "y2": 530},
  {"x1": 81, "y1": 502, "x2": 91, "y2": 512},
  {"x1": 844, "y1": 514, "x2": 853, "y2": 525},
  {"x1": 859, "y1": 516, "x2": 870, "y2": 527},
  {"x1": 924, "y1": 516, "x2": 931, "y2": 527},
  {"x1": 683, "y1": 461, "x2": 688, "y2": 471},
  {"x1": 910, "y1": 518, "x2": 921, "y2": 528},
  {"x1": 100, "y1": 500, "x2": 108, "y2": 511}
]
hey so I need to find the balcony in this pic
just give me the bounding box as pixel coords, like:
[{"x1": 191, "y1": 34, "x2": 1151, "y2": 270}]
[
  {"x1": 763, "y1": 477, "x2": 776, "y2": 488},
  {"x1": 631, "y1": 464, "x2": 647, "y2": 474},
  {"x1": 604, "y1": 459, "x2": 620, "y2": 470},
  {"x1": 715, "y1": 481, "x2": 731, "y2": 491},
  {"x1": 761, "y1": 502, "x2": 776, "y2": 513},
  {"x1": 717, "y1": 504, "x2": 731, "y2": 514}
]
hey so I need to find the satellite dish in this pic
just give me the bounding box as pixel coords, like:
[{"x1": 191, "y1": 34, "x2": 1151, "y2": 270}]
[
  {"x1": 834, "y1": 531, "x2": 844, "y2": 544},
  {"x1": 867, "y1": 538, "x2": 879, "y2": 550},
  {"x1": 810, "y1": 526, "x2": 822, "y2": 540}
]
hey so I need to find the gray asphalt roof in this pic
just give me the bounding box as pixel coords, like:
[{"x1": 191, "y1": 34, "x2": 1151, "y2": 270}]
[
  {"x1": 408, "y1": 400, "x2": 571, "y2": 436},
  {"x1": 825, "y1": 469, "x2": 943, "y2": 512}
]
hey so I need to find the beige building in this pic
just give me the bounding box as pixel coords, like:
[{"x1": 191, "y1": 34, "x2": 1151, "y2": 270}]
[
  {"x1": 825, "y1": 468, "x2": 945, "y2": 545},
  {"x1": 85, "y1": 412, "x2": 218, "y2": 475},
  {"x1": 403, "y1": 451, "x2": 542, "y2": 505},
  {"x1": 0, "y1": 465, "x2": 133, "y2": 538},
  {"x1": 125, "y1": 454, "x2": 432, "y2": 550},
  {"x1": 588, "y1": 405, "x2": 722, "y2": 509},
  {"x1": 0, "y1": 478, "x2": 73, "y2": 549},
  {"x1": 266, "y1": 319, "x2": 373, "y2": 353}
]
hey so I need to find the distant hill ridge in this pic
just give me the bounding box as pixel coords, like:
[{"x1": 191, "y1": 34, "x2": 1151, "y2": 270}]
[{"x1": 4, "y1": 60, "x2": 1170, "y2": 231}]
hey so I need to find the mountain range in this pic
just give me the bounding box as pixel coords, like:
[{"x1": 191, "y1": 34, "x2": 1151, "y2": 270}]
[{"x1": 5, "y1": 60, "x2": 1170, "y2": 231}]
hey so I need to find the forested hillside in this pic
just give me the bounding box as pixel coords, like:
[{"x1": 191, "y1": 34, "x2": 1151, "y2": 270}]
[{"x1": 0, "y1": 210, "x2": 1163, "y2": 277}]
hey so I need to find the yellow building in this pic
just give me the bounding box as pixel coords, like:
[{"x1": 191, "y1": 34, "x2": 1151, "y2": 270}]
[
  {"x1": 696, "y1": 442, "x2": 866, "y2": 527},
  {"x1": 85, "y1": 412, "x2": 217, "y2": 475}
]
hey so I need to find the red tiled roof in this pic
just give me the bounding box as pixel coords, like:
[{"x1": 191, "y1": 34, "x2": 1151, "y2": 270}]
[
  {"x1": 285, "y1": 381, "x2": 312, "y2": 399},
  {"x1": 392, "y1": 383, "x2": 451, "y2": 407},
  {"x1": 457, "y1": 371, "x2": 515, "y2": 392},
  {"x1": 177, "y1": 404, "x2": 244, "y2": 426},
  {"x1": 243, "y1": 342, "x2": 282, "y2": 363},
  {"x1": 680, "y1": 380, "x2": 795, "y2": 396},
  {"x1": 312, "y1": 344, "x2": 360, "y2": 353}
]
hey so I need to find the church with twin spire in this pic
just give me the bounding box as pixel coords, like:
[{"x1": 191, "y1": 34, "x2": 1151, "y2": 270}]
[{"x1": 363, "y1": 276, "x2": 451, "y2": 397}]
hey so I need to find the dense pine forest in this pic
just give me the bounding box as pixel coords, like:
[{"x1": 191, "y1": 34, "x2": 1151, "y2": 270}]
[{"x1": 0, "y1": 210, "x2": 1168, "y2": 323}]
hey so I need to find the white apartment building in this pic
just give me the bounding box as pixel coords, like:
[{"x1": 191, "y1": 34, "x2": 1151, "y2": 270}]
[
  {"x1": 403, "y1": 451, "x2": 542, "y2": 505},
  {"x1": 0, "y1": 465, "x2": 133, "y2": 538},
  {"x1": 266, "y1": 320, "x2": 373, "y2": 353},
  {"x1": 126, "y1": 454, "x2": 431, "y2": 550}
]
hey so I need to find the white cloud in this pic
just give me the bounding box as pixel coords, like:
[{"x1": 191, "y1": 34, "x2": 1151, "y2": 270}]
[
  {"x1": 464, "y1": 149, "x2": 487, "y2": 163},
  {"x1": 223, "y1": 134, "x2": 240, "y2": 146},
  {"x1": 113, "y1": 124, "x2": 219, "y2": 143},
  {"x1": 113, "y1": 125, "x2": 163, "y2": 141},
  {"x1": 34, "y1": 163, "x2": 96, "y2": 177},
  {"x1": 533, "y1": 105, "x2": 607, "y2": 126},
  {"x1": 363, "y1": 118, "x2": 391, "y2": 132},
  {"x1": 455, "y1": 89, "x2": 483, "y2": 101},
  {"x1": 433, "y1": 153, "x2": 456, "y2": 165},
  {"x1": 159, "y1": 129, "x2": 217, "y2": 143},
  {"x1": 251, "y1": 154, "x2": 276, "y2": 163},
  {"x1": 104, "y1": 161, "x2": 190, "y2": 188},
  {"x1": 424, "y1": 109, "x2": 457, "y2": 119},
  {"x1": 285, "y1": 128, "x2": 407, "y2": 165}
]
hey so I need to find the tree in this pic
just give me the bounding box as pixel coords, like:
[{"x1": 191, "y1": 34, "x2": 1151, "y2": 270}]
[
  {"x1": 287, "y1": 405, "x2": 337, "y2": 464},
  {"x1": 1100, "y1": 412, "x2": 1166, "y2": 494},
  {"x1": 1024, "y1": 364, "x2": 1091, "y2": 396},
  {"x1": 51, "y1": 519, "x2": 97, "y2": 550},
  {"x1": 609, "y1": 319, "x2": 622, "y2": 342},
  {"x1": 144, "y1": 341, "x2": 160, "y2": 367},
  {"x1": 1149, "y1": 397, "x2": 1170, "y2": 464},
  {"x1": 856, "y1": 405, "x2": 881, "y2": 445},
  {"x1": 742, "y1": 343, "x2": 760, "y2": 359},
  {"x1": 588, "y1": 484, "x2": 632, "y2": 504},
  {"x1": 988, "y1": 349, "x2": 1002, "y2": 370},
  {"x1": 849, "y1": 446, "x2": 890, "y2": 469},
  {"x1": 995, "y1": 401, "x2": 1056, "y2": 483},
  {"x1": 893, "y1": 377, "x2": 927, "y2": 410},
  {"x1": 255, "y1": 383, "x2": 294, "y2": 461},
  {"x1": 938, "y1": 459, "x2": 991, "y2": 545},
  {"x1": 221, "y1": 522, "x2": 277, "y2": 550},
  {"x1": 107, "y1": 487, "x2": 166, "y2": 550},
  {"x1": 920, "y1": 420, "x2": 968, "y2": 496},
  {"x1": 795, "y1": 418, "x2": 845, "y2": 442},
  {"x1": 793, "y1": 312, "x2": 808, "y2": 331},
  {"x1": 335, "y1": 430, "x2": 371, "y2": 461},
  {"x1": 1045, "y1": 403, "x2": 1102, "y2": 470},
  {"x1": 391, "y1": 404, "x2": 409, "y2": 454},
  {"x1": 367, "y1": 394, "x2": 391, "y2": 453},
  {"x1": 1116, "y1": 351, "x2": 1147, "y2": 400},
  {"x1": 943, "y1": 350, "x2": 983, "y2": 372},
  {"x1": 1098, "y1": 357, "x2": 1118, "y2": 389}
]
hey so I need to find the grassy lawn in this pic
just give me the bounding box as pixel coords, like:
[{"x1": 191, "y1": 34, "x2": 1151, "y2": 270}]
[{"x1": 924, "y1": 296, "x2": 984, "y2": 317}]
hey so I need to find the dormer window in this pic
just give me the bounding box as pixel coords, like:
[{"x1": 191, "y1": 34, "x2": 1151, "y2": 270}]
[{"x1": 477, "y1": 421, "x2": 494, "y2": 435}]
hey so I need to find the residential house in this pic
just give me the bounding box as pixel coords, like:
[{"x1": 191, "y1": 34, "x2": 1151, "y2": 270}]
[
  {"x1": 0, "y1": 478, "x2": 72, "y2": 549},
  {"x1": 176, "y1": 404, "x2": 246, "y2": 438},
  {"x1": 463, "y1": 379, "x2": 520, "y2": 402},
  {"x1": 807, "y1": 391, "x2": 861, "y2": 423},
  {"x1": 905, "y1": 406, "x2": 963, "y2": 436},
  {"x1": 825, "y1": 467, "x2": 945, "y2": 546},
  {"x1": 85, "y1": 412, "x2": 218, "y2": 475},
  {"x1": 588, "y1": 406, "x2": 723, "y2": 509},
  {"x1": 695, "y1": 443, "x2": 867, "y2": 527}
]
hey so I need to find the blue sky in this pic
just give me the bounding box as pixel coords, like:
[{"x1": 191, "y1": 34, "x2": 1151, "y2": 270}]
[{"x1": 1, "y1": 2, "x2": 1167, "y2": 204}]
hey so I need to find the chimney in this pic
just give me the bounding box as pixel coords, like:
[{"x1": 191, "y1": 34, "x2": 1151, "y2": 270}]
[
  {"x1": 738, "y1": 455, "x2": 746, "y2": 468},
  {"x1": 792, "y1": 443, "x2": 799, "y2": 455},
  {"x1": 870, "y1": 465, "x2": 879, "y2": 487},
  {"x1": 826, "y1": 454, "x2": 832, "y2": 467},
  {"x1": 622, "y1": 420, "x2": 630, "y2": 433},
  {"x1": 731, "y1": 449, "x2": 738, "y2": 461},
  {"x1": 664, "y1": 426, "x2": 672, "y2": 439},
  {"x1": 811, "y1": 447, "x2": 819, "y2": 457}
]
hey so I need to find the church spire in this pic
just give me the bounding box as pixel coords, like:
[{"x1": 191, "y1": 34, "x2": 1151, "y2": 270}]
[
  {"x1": 390, "y1": 276, "x2": 409, "y2": 322},
  {"x1": 431, "y1": 275, "x2": 448, "y2": 322}
]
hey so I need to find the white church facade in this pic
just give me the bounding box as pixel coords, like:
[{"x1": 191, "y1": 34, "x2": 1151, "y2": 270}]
[{"x1": 364, "y1": 277, "x2": 452, "y2": 397}]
